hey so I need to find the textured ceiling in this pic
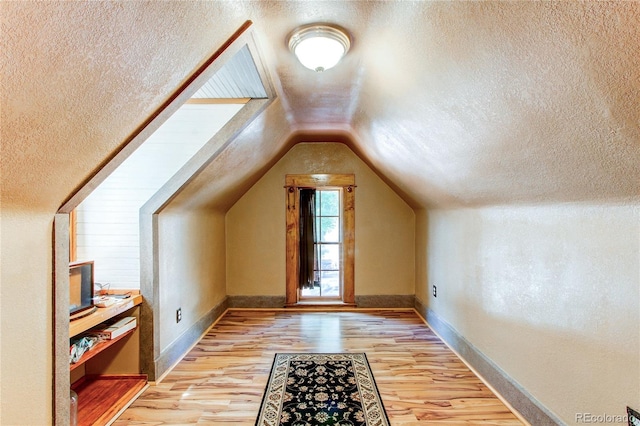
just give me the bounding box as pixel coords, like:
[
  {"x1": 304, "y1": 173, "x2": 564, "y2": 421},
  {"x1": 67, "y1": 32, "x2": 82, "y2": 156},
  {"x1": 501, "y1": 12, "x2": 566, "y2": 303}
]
[{"x1": 2, "y1": 1, "x2": 639, "y2": 213}]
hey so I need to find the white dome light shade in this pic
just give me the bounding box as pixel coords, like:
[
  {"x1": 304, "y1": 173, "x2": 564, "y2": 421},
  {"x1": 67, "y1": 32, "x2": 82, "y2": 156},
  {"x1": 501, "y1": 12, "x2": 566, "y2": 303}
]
[
  {"x1": 288, "y1": 24, "x2": 351, "y2": 72},
  {"x1": 293, "y1": 37, "x2": 345, "y2": 72}
]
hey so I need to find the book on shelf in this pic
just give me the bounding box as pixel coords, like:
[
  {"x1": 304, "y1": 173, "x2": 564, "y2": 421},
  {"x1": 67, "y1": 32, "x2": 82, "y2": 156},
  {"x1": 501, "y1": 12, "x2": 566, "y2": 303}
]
[{"x1": 90, "y1": 316, "x2": 137, "y2": 340}]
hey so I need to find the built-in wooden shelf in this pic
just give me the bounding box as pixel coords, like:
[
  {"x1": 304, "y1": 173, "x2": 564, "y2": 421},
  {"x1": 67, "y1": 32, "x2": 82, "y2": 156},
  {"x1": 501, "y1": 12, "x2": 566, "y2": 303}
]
[
  {"x1": 70, "y1": 294, "x2": 143, "y2": 338},
  {"x1": 72, "y1": 374, "x2": 147, "y2": 426},
  {"x1": 70, "y1": 327, "x2": 137, "y2": 372},
  {"x1": 69, "y1": 291, "x2": 145, "y2": 425}
]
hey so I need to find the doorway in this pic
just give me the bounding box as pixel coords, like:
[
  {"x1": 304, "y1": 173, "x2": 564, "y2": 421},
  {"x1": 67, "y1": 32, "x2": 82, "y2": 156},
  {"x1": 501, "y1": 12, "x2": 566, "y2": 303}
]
[
  {"x1": 284, "y1": 174, "x2": 355, "y2": 306},
  {"x1": 300, "y1": 189, "x2": 342, "y2": 300}
]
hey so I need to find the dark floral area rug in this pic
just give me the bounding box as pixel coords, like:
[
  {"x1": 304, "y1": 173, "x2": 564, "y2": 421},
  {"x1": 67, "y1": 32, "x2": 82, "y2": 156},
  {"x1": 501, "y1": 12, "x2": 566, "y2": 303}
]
[{"x1": 256, "y1": 353, "x2": 390, "y2": 426}]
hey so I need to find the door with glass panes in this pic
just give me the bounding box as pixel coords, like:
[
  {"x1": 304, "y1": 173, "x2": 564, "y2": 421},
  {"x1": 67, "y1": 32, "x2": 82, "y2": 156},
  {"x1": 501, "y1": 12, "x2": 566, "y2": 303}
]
[
  {"x1": 300, "y1": 189, "x2": 342, "y2": 300},
  {"x1": 284, "y1": 173, "x2": 355, "y2": 306}
]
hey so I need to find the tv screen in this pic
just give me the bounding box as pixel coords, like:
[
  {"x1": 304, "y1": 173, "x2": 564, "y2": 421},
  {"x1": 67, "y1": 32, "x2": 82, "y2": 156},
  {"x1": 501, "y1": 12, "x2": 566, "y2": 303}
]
[{"x1": 69, "y1": 260, "x2": 95, "y2": 317}]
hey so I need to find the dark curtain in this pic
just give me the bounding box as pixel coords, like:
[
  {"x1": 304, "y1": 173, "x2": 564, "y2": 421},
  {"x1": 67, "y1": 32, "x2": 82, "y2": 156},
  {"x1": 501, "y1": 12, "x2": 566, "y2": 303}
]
[{"x1": 299, "y1": 189, "x2": 318, "y2": 289}]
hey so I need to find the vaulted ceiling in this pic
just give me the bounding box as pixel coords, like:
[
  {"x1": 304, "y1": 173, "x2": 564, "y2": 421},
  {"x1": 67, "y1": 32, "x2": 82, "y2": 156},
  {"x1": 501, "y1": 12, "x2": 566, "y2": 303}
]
[{"x1": 2, "y1": 1, "x2": 639, "y2": 213}]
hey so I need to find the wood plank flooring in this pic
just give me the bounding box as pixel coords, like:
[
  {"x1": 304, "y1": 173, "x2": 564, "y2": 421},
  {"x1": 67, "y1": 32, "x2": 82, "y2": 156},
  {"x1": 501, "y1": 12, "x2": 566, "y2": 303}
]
[{"x1": 115, "y1": 310, "x2": 524, "y2": 425}]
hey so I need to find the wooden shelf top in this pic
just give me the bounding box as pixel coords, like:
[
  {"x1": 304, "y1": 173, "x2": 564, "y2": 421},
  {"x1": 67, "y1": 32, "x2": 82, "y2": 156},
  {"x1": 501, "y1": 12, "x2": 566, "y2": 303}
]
[
  {"x1": 72, "y1": 374, "x2": 147, "y2": 426},
  {"x1": 70, "y1": 294, "x2": 142, "y2": 338}
]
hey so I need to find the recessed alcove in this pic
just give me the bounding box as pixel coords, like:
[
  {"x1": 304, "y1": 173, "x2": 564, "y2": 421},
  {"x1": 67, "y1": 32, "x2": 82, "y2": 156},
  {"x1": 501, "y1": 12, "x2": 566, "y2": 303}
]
[{"x1": 53, "y1": 22, "x2": 277, "y2": 425}]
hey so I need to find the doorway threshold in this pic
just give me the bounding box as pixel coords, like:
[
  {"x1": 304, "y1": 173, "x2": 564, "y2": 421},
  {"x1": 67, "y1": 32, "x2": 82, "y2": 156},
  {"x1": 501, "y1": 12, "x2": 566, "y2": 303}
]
[{"x1": 285, "y1": 301, "x2": 357, "y2": 309}]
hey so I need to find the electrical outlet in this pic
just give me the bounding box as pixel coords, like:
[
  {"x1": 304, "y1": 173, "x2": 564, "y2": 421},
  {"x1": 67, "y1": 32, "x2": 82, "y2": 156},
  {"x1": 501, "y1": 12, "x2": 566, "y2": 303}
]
[
  {"x1": 176, "y1": 308, "x2": 182, "y2": 323},
  {"x1": 432, "y1": 285, "x2": 437, "y2": 297}
]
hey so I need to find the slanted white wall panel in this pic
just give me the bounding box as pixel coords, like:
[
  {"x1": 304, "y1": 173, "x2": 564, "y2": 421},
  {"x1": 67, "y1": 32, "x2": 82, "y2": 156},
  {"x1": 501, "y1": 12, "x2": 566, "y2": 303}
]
[
  {"x1": 76, "y1": 103, "x2": 243, "y2": 289},
  {"x1": 192, "y1": 45, "x2": 267, "y2": 99}
]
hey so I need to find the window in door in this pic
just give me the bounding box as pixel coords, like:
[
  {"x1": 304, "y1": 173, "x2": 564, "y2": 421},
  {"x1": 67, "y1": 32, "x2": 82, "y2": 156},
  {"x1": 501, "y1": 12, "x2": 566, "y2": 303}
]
[{"x1": 301, "y1": 189, "x2": 341, "y2": 299}]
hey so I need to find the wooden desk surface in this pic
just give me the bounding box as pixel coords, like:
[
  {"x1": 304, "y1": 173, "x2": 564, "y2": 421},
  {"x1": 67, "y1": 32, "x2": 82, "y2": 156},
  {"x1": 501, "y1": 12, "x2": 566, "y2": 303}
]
[{"x1": 70, "y1": 294, "x2": 142, "y2": 338}]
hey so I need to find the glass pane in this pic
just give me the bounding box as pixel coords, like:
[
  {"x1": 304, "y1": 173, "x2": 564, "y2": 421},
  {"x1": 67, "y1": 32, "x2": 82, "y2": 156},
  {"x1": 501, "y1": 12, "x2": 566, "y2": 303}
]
[
  {"x1": 320, "y1": 244, "x2": 340, "y2": 270},
  {"x1": 301, "y1": 286, "x2": 320, "y2": 297},
  {"x1": 320, "y1": 217, "x2": 339, "y2": 242},
  {"x1": 320, "y1": 190, "x2": 339, "y2": 216},
  {"x1": 320, "y1": 270, "x2": 340, "y2": 297}
]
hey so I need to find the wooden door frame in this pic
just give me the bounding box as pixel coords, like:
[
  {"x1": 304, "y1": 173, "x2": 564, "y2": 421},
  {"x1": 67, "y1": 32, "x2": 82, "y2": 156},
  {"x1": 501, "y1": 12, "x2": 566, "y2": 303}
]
[{"x1": 284, "y1": 174, "x2": 355, "y2": 306}]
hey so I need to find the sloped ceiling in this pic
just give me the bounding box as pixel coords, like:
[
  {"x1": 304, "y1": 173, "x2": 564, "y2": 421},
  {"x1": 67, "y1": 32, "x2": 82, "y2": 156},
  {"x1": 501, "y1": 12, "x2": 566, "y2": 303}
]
[{"x1": 2, "y1": 1, "x2": 639, "y2": 213}]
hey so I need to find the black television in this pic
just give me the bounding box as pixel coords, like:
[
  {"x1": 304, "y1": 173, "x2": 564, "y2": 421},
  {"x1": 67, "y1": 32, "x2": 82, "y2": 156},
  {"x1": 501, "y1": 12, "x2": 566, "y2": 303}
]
[{"x1": 69, "y1": 260, "x2": 96, "y2": 319}]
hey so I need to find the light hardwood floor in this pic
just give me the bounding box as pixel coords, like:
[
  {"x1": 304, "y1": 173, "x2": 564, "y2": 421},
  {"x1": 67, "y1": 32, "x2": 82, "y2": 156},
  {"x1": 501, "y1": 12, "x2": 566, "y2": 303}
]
[{"x1": 115, "y1": 309, "x2": 524, "y2": 425}]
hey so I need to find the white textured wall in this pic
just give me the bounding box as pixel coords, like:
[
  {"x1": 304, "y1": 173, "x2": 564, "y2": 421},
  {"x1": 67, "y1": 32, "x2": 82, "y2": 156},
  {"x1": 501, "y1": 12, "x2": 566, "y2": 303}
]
[
  {"x1": 226, "y1": 142, "x2": 415, "y2": 297},
  {"x1": 420, "y1": 203, "x2": 640, "y2": 425},
  {"x1": 76, "y1": 104, "x2": 242, "y2": 289}
]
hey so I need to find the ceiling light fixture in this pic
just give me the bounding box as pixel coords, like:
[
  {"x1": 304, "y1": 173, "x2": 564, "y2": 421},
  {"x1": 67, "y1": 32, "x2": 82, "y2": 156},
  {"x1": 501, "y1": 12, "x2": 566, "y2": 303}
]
[{"x1": 288, "y1": 23, "x2": 351, "y2": 72}]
